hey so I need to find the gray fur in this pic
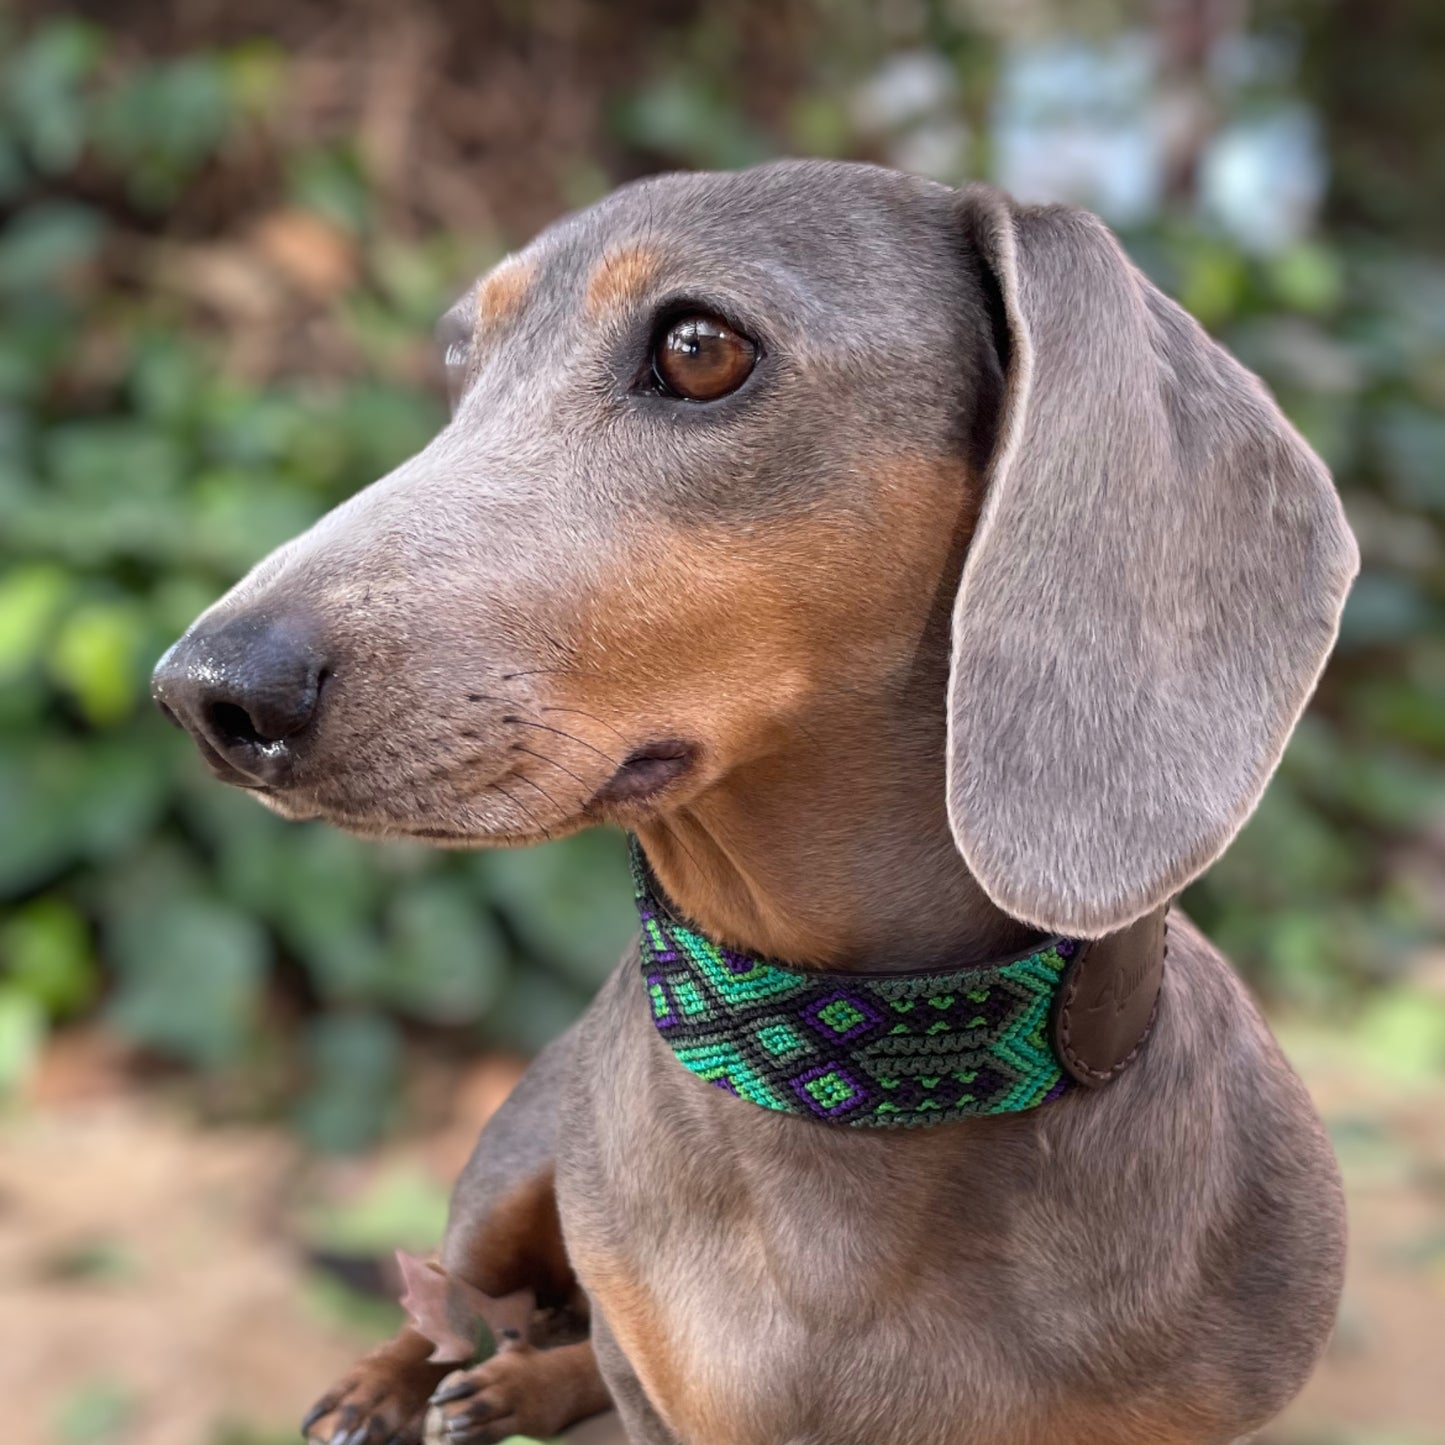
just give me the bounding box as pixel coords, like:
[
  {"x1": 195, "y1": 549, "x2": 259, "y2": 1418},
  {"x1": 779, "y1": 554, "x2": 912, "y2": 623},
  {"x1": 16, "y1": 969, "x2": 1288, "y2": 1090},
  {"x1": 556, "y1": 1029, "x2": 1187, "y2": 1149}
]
[
  {"x1": 154, "y1": 160, "x2": 1353, "y2": 1445},
  {"x1": 558, "y1": 917, "x2": 1345, "y2": 1444},
  {"x1": 947, "y1": 189, "x2": 1358, "y2": 936}
]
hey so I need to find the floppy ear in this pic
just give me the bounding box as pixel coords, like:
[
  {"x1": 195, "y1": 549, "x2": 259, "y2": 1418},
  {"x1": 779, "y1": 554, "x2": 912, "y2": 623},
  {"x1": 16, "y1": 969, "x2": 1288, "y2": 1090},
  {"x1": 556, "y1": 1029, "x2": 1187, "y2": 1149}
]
[{"x1": 945, "y1": 185, "x2": 1358, "y2": 937}]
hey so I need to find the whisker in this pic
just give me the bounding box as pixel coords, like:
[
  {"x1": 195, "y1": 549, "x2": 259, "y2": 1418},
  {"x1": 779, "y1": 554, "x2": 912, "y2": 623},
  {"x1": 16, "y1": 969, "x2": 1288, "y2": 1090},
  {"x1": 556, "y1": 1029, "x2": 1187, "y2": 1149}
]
[
  {"x1": 490, "y1": 779, "x2": 552, "y2": 841},
  {"x1": 501, "y1": 667, "x2": 614, "y2": 681},
  {"x1": 539, "y1": 705, "x2": 632, "y2": 746},
  {"x1": 505, "y1": 717, "x2": 620, "y2": 766},
  {"x1": 511, "y1": 770, "x2": 564, "y2": 812},
  {"x1": 462, "y1": 694, "x2": 631, "y2": 750},
  {"x1": 512, "y1": 744, "x2": 593, "y2": 791}
]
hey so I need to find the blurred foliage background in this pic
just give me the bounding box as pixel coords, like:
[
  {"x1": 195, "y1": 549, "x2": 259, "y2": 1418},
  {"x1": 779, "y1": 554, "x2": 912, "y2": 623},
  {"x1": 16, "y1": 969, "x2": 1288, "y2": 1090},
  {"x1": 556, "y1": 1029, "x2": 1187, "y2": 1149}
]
[
  {"x1": 2, "y1": 3, "x2": 1444, "y2": 1443},
  {"x1": 1, "y1": 0, "x2": 1443, "y2": 1159}
]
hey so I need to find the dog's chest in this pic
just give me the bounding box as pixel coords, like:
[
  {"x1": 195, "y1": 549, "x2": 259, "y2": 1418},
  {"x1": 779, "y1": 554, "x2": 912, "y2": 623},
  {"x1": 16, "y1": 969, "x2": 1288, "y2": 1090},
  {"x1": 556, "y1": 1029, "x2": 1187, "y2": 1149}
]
[
  {"x1": 569, "y1": 1195, "x2": 999, "y2": 1445},
  {"x1": 554, "y1": 949, "x2": 1339, "y2": 1445},
  {"x1": 565, "y1": 1161, "x2": 1213, "y2": 1445},
  {"x1": 558, "y1": 977, "x2": 1061, "y2": 1445}
]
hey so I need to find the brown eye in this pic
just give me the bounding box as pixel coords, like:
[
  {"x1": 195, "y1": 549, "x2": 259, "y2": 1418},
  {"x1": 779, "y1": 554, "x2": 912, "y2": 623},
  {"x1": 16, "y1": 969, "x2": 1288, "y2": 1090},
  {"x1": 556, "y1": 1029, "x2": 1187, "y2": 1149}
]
[{"x1": 652, "y1": 314, "x2": 757, "y2": 401}]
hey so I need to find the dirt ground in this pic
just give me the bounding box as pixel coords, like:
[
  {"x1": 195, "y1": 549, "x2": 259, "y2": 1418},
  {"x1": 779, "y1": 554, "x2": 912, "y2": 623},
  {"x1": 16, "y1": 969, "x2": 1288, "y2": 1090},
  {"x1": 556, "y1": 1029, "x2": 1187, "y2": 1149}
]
[{"x1": 3, "y1": 1017, "x2": 1442, "y2": 1445}]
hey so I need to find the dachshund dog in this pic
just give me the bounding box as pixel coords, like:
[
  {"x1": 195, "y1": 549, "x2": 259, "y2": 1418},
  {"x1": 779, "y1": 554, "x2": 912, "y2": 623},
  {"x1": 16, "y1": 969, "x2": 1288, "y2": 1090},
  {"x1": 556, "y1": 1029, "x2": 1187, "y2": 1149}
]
[{"x1": 153, "y1": 161, "x2": 1357, "y2": 1445}]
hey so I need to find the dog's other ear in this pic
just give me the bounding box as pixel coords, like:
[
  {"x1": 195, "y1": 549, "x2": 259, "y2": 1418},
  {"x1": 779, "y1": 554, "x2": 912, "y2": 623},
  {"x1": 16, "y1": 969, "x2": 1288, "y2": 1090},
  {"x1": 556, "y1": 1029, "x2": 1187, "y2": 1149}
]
[{"x1": 945, "y1": 185, "x2": 1358, "y2": 937}]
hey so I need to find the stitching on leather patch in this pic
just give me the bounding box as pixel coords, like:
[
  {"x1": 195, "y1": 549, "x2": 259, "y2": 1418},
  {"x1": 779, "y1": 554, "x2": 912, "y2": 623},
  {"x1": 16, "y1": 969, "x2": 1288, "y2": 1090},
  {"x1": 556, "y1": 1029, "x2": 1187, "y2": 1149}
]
[{"x1": 1057, "y1": 921, "x2": 1168, "y2": 1085}]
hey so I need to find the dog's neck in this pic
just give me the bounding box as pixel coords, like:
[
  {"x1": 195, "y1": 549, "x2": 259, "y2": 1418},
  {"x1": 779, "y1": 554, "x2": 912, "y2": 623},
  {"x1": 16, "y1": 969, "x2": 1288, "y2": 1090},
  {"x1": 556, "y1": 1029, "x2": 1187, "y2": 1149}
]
[{"x1": 634, "y1": 688, "x2": 1041, "y2": 973}]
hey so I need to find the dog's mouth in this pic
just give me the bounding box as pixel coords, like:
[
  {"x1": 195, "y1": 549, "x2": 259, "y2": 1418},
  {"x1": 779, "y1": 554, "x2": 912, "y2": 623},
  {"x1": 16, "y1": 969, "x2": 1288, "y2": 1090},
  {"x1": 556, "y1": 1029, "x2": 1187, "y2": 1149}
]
[
  {"x1": 228, "y1": 734, "x2": 699, "y2": 842},
  {"x1": 589, "y1": 738, "x2": 696, "y2": 808}
]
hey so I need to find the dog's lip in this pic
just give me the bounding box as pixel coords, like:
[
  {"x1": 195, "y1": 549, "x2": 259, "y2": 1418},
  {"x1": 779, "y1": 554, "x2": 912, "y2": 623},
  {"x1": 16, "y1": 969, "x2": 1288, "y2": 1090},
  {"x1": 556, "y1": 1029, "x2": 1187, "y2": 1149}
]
[
  {"x1": 204, "y1": 737, "x2": 699, "y2": 838},
  {"x1": 590, "y1": 738, "x2": 696, "y2": 807}
]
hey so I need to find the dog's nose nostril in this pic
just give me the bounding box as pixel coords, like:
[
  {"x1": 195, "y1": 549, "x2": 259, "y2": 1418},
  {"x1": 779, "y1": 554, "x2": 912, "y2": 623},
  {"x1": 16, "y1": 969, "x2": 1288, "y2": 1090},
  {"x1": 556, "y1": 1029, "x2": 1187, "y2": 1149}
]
[
  {"x1": 208, "y1": 700, "x2": 270, "y2": 751},
  {"x1": 152, "y1": 613, "x2": 329, "y2": 785}
]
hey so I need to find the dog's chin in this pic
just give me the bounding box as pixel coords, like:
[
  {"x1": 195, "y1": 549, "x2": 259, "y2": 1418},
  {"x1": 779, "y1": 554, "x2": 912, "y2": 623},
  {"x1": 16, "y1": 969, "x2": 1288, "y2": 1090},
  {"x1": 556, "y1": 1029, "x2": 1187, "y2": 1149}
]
[
  {"x1": 251, "y1": 788, "x2": 583, "y2": 847},
  {"x1": 252, "y1": 790, "x2": 321, "y2": 823},
  {"x1": 237, "y1": 737, "x2": 700, "y2": 845}
]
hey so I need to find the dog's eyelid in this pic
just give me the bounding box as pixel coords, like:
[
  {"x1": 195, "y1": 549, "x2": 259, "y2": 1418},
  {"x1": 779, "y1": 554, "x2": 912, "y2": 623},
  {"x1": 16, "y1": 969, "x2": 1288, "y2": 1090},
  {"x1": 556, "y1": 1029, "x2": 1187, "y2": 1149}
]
[
  {"x1": 646, "y1": 292, "x2": 766, "y2": 354},
  {"x1": 434, "y1": 304, "x2": 474, "y2": 360},
  {"x1": 433, "y1": 304, "x2": 477, "y2": 412}
]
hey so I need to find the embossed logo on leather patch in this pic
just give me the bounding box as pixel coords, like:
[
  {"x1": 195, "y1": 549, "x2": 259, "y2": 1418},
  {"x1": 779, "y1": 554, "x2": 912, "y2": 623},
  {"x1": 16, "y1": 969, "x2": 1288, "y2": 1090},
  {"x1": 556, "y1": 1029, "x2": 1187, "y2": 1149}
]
[{"x1": 1051, "y1": 908, "x2": 1167, "y2": 1088}]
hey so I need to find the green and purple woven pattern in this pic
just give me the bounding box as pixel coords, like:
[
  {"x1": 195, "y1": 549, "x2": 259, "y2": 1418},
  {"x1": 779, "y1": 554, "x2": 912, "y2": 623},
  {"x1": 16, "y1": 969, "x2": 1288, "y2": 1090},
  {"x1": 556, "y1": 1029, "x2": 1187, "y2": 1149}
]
[{"x1": 631, "y1": 840, "x2": 1077, "y2": 1128}]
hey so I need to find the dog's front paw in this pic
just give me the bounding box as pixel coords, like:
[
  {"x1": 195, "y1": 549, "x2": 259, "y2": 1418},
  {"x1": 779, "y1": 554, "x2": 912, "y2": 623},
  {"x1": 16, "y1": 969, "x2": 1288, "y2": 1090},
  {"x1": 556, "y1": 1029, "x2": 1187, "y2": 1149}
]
[
  {"x1": 424, "y1": 1340, "x2": 603, "y2": 1444},
  {"x1": 302, "y1": 1351, "x2": 442, "y2": 1445}
]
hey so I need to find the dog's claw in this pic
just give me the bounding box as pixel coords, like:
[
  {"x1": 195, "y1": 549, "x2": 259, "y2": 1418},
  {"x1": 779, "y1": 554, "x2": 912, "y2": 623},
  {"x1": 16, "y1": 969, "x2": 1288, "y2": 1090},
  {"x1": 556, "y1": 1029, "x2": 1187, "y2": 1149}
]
[
  {"x1": 300, "y1": 1399, "x2": 333, "y2": 1435},
  {"x1": 333, "y1": 1421, "x2": 389, "y2": 1445},
  {"x1": 429, "y1": 1380, "x2": 477, "y2": 1406},
  {"x1": 444, "y1": 1416, "x2": 491, "y2": 1440}
]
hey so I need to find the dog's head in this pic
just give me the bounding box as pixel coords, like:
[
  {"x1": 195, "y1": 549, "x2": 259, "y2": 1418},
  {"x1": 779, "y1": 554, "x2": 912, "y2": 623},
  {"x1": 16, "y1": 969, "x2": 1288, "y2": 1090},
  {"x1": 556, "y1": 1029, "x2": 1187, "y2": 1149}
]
[{"x1": 153, "y1": 161, "x2": 1356, "y2": 936}]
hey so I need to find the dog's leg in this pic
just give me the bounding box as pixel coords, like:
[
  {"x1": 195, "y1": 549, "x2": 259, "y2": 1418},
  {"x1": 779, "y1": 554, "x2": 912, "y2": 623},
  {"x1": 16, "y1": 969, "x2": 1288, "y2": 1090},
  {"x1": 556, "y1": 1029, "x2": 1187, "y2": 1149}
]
[{"x1": 302, "y1": 1026, "x2": 611, "y2": 1444}]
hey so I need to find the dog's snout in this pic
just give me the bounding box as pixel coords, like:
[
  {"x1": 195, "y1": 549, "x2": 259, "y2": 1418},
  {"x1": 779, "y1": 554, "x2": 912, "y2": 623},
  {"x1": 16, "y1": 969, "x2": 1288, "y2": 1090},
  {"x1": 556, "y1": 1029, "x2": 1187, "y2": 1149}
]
[{"x1": 152, "y1": 612, "x2": 329, "y2": 786}]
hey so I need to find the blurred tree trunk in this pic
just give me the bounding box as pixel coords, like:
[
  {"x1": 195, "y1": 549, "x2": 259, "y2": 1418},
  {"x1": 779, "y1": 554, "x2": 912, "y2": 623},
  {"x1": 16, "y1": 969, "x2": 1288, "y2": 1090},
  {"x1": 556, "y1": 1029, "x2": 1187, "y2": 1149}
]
[
  {"x1": 1154, "y1": 0, "x2": 1246, "y2": 207},
  {"x1": 1281, "y1": 0, "x2": 1445, "y2": 247}
]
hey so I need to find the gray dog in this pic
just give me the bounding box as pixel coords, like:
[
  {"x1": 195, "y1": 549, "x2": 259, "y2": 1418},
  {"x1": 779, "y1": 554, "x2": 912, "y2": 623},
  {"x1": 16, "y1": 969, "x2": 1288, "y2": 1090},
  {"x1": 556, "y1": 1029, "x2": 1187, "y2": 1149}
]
[{"x1": 153, "y1": 161, "x2": 1357, "y2": 1445}]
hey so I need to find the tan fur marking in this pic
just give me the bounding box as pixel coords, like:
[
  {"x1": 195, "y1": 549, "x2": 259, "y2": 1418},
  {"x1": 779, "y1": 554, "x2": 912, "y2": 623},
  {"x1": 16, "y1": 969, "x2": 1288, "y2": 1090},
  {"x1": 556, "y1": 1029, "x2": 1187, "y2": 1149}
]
[
  {"x1": 455, "y1": 1166, "x2": 574, "y2": 1305},
  {"x1": 584, "y1": 244, "x2": 661, "y2": 317},
  {"x1": 1033, "y1": 1408, "x2": 1226, "y2": 1445},
  {"x1": 578, "y1": 1259, "x2": 688, "y2": 1435},
  {"x1": 475, "y1": 255, "x2": 535, "y2": 327},
  {"x1": 564, "y1": 454, "x2": 979, "y2": 965},
  {"x1": 579, "y1": 1257, "x2": 745, "y2": 1444}
]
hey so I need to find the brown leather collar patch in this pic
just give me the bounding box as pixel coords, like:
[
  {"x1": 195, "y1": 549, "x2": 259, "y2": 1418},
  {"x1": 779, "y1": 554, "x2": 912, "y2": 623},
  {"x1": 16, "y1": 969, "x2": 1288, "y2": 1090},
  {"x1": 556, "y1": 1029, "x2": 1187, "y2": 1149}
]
[{"x1": 1051, "y1": 907, "x2": 1168, "y2": 1087}]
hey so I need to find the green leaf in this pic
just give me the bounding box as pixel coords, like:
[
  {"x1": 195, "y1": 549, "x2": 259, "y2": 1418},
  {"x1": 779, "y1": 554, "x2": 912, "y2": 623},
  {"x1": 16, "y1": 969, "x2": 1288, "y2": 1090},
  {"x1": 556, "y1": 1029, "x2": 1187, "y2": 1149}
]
[
  {"x1": 1267, "y1": 242, "x2": 1344, "y2": 314},
  {"x1": 287, "y1": 146, "x2": 372, "y2": 234},
  {"x1": 612, "y1": 76, "x2": 772, "y2": 170},
  {"x1": 485, "y1": 968, "x2": 587, "y2": 1056},
  {"x1": 382, "y1": 879, "x2": 507, "y2": 1023},
  {"x1": 0, "y1": 895, "x2": 95, "y2": 1017},
  {"x1": 189, "y1": 467, "x2": 326, "y2": 571},
  {"x1": 1355, "y1": 990, "x2": 1445, "y2": 1088},
  {"x1": 301, "y1": 1163, "x2": 449, "y2": 1255},
  {"x1": 4, "y1": 21, "x2": 104, "y2": 176},
  {"x1": 0, "y1": 734, "x2": 170, "y2": 891},
  {"x1": 93, "y1": 55, "x2": 234, "y2": 208},
  {"x1": 1178, "y1": 241, "x2": 1248, "y2": 328},
  {"x1": 0, "y1": 985, "x2": 45, "y2": 1097},
  {"x1": 49, "y1": 599, "x2": 147, "y2": 726},
  {"x1": 106, "y1": 894, "x2": 269, "y2": 1064},
  {"x1": 0, "y1": 561, "x2": 70, "y2": 680},
  {"x1": 52, "y1": 1378, "x2": 134, "y2": 1445},
  {"x1": 482, "y1": 832, "x2": 635, "y2": 989},
  {"x1": 0, "y1": 201, "x2": 104, "y2": 294},
  {"x1": 294, "y1": 1011, "x2": 401, "y2": 1152}
]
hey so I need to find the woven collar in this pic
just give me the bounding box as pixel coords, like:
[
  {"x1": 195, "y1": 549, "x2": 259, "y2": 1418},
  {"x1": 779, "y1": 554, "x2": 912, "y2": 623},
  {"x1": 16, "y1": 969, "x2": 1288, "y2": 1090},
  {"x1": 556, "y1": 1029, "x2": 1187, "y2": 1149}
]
[{"x1": 631, "y1": 838, "x2": 1084, "y2": 1128}]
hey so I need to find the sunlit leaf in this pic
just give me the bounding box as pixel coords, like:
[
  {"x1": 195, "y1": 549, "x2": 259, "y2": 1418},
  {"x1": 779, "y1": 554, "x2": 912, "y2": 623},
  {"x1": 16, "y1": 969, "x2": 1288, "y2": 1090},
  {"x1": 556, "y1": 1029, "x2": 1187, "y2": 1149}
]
[
  {"x1": 0, "y1": 561, "x2": 70, "y2": 679},
  {"x1": 48, "y1": 599, "x2": 147, "y2": 726},
  {"x1": 0, "y1": 895, "x2": 95, "y2": 1017},
  {"x1": 0, "y1": 985, "x2": 45, "y2": 1097}
]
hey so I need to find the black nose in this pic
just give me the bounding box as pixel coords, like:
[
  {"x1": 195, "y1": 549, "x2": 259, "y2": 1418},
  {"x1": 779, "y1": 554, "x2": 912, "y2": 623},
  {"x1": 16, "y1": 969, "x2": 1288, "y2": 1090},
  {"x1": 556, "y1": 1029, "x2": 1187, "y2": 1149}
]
[{"x1": 152, "y1": 612, "x2": 328, "y2": 786}]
